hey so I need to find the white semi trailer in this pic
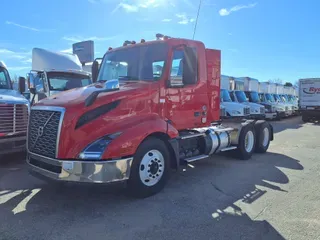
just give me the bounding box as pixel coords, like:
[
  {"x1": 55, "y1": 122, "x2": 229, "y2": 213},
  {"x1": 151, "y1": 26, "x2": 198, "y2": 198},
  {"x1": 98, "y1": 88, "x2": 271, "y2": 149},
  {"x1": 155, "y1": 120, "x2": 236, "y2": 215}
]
[{"x1": 299, "y1": 78, "x2": 320, "y2": 122}]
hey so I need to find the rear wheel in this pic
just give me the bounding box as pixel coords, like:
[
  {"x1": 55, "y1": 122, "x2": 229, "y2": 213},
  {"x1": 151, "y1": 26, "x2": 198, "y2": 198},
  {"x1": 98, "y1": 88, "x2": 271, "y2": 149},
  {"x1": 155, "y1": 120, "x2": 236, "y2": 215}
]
[
  {"x1": 235, "y1": 124, "x2": 256, "y2": 160},
  {"x1": 127, "y1": 137, "x2": 170, "y2": 198},
  {"x1": 254, "y1": 121, "x2": 271, "y2": 153}
]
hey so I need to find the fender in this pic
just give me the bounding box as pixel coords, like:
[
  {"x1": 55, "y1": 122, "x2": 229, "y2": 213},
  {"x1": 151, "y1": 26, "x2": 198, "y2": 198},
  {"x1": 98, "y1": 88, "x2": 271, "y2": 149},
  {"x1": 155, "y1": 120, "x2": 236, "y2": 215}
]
[{"x1": 102, "y1": 117, "x2": 179, "y2": 159}]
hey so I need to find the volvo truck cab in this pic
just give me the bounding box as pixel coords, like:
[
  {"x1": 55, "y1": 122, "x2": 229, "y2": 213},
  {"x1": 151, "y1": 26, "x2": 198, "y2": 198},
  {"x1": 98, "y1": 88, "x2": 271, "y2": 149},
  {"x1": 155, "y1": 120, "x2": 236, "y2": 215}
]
[
  {"x1": 0, "y1": 61, "x2": 30, "y2": 155},
  {"x1": 26, "y1": 34, "x2": 274, "y2": 198}
]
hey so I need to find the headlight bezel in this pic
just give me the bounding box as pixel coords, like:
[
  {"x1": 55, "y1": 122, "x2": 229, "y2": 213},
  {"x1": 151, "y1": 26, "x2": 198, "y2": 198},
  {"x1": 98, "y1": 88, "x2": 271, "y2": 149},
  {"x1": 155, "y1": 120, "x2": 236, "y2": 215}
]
[{"x1": 78, "y1": 132, "x2": 122, "y2": 160}]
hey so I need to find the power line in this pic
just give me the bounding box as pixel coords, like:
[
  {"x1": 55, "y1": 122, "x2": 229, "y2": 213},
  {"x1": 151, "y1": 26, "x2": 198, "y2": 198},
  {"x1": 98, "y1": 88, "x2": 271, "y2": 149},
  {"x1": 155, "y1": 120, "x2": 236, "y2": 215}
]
[{"x1": 192, "y1": 0, "x2": 202, "y2": 40}]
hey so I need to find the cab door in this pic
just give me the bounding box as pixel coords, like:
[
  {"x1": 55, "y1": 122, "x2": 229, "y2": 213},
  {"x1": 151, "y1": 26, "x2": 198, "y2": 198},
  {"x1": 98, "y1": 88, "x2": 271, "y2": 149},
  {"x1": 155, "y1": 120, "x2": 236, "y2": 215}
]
[{"x1": 164, "y1": 44, "x2": 208, "y2": 130}]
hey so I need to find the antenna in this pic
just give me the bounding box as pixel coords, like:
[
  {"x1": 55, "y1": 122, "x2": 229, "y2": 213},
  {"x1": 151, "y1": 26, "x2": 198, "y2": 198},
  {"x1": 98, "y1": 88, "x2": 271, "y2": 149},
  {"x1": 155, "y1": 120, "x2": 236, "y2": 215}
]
[{"x1": 192, "y1": 0, "x2": 202, "y2": 40}]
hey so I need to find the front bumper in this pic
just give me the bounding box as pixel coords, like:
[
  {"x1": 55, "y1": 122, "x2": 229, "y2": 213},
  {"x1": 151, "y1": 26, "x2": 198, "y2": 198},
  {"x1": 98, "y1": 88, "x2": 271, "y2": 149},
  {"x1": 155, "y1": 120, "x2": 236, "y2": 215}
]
[
  {"x1": 27, "y1": 152, "x2": 133, "y2": 183},
  {"x1": 0, "y1": 135, "x2": 26, "y2": 155},
  {"x1": 265, "y1": 112, "x2": 277, "y2": 119}
]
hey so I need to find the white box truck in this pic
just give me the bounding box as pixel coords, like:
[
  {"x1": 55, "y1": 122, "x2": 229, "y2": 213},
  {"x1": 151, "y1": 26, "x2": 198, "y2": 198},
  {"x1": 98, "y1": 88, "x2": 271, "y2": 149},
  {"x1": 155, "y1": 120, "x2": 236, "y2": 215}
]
[
  {"x1": 299, "y1": 78, "x2": 320, "y2": 122},
  {"x1": 220, "y1": 75, "x2": 250, "y2": 118},
  {"x1": 259, "y1": 82, "x2": 286, "y2": 119},
  {"x1": 229, "y1": 77, "x2": 266, "y2": 119}
]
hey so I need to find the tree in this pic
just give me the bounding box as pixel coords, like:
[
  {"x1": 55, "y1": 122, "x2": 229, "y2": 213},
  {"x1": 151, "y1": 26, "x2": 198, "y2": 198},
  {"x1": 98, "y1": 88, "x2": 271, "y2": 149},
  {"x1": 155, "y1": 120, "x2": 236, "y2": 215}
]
[{"x1": 284, "y1": 82, "x2": 293, "y2": 87}]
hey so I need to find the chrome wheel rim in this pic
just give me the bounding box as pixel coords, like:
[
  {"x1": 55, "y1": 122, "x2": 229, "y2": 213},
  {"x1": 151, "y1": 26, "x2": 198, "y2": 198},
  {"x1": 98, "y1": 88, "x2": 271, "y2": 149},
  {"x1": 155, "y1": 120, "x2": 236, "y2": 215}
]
[
  {"x1": 262, "y1": 127, "x2": 270, "y2": 147},
  {"x1": 139, "y1": 150, "x2": 165, "y2": 187},
  {"x1": 244, "y1": 131, "x2": 254, "y2": 153}
]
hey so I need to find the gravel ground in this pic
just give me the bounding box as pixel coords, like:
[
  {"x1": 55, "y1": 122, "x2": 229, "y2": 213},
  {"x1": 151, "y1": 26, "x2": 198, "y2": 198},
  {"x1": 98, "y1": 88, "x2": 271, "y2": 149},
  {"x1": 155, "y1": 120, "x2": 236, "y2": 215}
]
[{"x1": 0, "y1": 116, "x2": 319, "y2": 240}]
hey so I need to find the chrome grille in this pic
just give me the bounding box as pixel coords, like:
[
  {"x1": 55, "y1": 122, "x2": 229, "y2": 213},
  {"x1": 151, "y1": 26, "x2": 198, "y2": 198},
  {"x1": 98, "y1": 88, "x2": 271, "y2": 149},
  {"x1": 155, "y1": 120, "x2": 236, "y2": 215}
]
[
  {"x1": 260, "y1": 107, "x2": 265, "y2": 114},
  {"x1": 28, "y1": 109, "x2": 61, "y2": 158},
  {"x1": 0, "y1": 104, "x2": 28, "y2": 135},
  {"x1": 244, "y1": 107, "x2": 250, "y2": 115}
]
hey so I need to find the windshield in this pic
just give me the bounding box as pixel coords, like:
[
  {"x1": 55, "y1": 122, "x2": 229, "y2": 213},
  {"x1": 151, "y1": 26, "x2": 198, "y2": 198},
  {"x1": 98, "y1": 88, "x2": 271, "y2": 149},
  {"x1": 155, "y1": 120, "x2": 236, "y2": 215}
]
[
  {"x1": 47, "y1": 72, "x2": 92, "y2": 91},
  {"x1": 281, "y1": 94, "x2": 288, "y2": 102},
  {"x1": 220, "y1": 89, "x2": 232, "y2": 102},
  {"x1": 265, "y1": 93, "x2": 275, "y2": 102},
  {"x1": 273, "y1": 94, "x2": 282, "y2": 102},
  {"x1": 250, "y1": 91, "x2": 260, "y2": 103},
  {"x1": 234, "y1": 90, "x2": 248, "y2": 103},
  {"x1": 98, "y1": 42, "x2": 168, "y2": 82},
  {"x1": 0, "y1": 67, "x2": 12, "y2": 89}
]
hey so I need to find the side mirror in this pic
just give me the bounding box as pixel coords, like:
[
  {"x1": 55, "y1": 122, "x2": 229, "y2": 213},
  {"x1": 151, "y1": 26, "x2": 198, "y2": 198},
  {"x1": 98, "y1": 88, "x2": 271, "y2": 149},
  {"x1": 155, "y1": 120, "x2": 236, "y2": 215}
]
[
  {"x1": 27, "y1": 73, "x2": 37, "y2": 95},
  {"x1": 91, "y1": 59, "x2": 101, "y2": 83},
  {"x1": 18, "y1": 76, "x2": 26, "y2": 94}
]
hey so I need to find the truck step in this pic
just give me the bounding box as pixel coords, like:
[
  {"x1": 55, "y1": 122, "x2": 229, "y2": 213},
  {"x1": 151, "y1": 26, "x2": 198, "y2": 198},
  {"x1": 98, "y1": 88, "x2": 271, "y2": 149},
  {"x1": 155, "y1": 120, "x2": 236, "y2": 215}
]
[
  {"x1": 220, "y1": 146, "x2": 237, "y2": 152},
  {"x1": 184, "y1": 154, "x2": 209, "y2": 163},
  {"x1": 180, "y1": 133, "x2": 206, "y2": 140}
]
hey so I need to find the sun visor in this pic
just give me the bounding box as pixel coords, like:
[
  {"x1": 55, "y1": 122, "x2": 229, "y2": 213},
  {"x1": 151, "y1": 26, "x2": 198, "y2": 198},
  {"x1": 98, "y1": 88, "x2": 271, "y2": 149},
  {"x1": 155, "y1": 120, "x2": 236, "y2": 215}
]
[{"x1": 32, "y1": 48, "x2": 83, "y2": 72}]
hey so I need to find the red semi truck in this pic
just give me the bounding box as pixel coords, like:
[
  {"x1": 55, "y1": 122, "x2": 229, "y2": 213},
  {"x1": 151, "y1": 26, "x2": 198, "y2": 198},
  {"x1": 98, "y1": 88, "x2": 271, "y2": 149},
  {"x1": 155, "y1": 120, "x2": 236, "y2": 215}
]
[{"x1": 27, "y1": 34, "x2": 274, "y2": 198}]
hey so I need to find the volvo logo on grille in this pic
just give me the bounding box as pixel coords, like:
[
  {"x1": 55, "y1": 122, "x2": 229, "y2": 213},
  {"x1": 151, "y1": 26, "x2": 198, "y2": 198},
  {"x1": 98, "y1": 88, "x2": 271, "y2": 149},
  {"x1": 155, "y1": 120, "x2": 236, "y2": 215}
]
[{"x1": 37, "y1": 126, "x2": 44, "y2": 137}]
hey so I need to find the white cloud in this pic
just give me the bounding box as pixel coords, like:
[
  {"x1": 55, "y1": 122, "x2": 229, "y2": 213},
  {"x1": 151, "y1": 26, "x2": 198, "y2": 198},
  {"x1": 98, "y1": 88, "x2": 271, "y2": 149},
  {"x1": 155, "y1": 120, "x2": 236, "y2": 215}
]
[
  {"x1": 62, "y1": 36, "x2": 117, "y2": 42},
  {"x1": 60, "y1": 48, "x2": 73, "y2": 54},
  {"x1": 176, "y1": 13, "x2": 195, "y2": 25},
  {"x1": 219, "y1": 3, "x2": 257, "y2": 16},
  {"x1": 111, "y1": 0, "x2": 162, "y2": 14},
  {"x1": 6, "y1": 21, "x2": 40, "y2": 32},
  {"x1": 162, "y1": 18, "x2": 172, "y2": 22},
  {"x1": 7, "y1": 66, "x2": 30, "y2": 71},
  {"x1": 0, "y1": 48, "x2": 30, "y2": 60}
]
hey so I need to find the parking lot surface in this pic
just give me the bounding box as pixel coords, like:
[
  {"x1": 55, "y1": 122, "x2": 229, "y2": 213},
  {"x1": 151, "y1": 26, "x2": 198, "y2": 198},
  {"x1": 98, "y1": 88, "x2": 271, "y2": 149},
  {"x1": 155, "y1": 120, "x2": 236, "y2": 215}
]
[{"x1": 0, "y1": 116, "x2": 319, "y2": 240}]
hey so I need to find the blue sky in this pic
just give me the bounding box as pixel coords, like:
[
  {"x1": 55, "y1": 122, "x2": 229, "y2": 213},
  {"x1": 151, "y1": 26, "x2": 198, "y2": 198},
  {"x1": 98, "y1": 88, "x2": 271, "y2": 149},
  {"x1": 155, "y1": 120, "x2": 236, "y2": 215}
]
[{"x1": 1, "y1": 0, "x2": 320, "y2": 84}]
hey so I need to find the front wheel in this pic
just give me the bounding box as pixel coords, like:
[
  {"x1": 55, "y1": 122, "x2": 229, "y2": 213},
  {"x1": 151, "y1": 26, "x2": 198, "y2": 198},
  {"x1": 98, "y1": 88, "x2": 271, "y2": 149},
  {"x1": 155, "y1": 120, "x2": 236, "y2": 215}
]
[{"x1": 127, "y1": 137, "x2": 170, "y2": 198}]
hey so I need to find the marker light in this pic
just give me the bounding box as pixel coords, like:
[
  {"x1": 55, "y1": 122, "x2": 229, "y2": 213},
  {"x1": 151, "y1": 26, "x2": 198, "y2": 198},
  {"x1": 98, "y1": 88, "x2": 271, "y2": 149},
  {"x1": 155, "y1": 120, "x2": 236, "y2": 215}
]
[
  {"x1": 108, "y1": 47, "x2": 112, "y2": 51},
  {"x1": 141, "y1": 39, "x2": 146, "y2": 43},
  {"x1": 131, "y1": 41, "x2": 136, "y2": 44}
]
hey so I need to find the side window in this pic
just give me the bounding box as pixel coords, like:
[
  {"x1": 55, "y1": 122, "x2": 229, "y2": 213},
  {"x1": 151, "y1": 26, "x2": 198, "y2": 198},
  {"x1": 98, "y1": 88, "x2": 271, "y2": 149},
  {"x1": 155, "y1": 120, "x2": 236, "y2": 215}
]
[
  {"x1": 169, "y1": 46, "x2": 198, "y2": 87},
  {"x1": 152, "y1": 61, "x2": 165, "y2": 80}
]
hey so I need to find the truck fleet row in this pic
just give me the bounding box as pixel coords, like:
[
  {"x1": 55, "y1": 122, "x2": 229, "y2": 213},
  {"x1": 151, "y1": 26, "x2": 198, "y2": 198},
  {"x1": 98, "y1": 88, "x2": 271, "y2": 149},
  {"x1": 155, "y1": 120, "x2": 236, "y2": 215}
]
[
  {"x1": 220, "y1": 75, "x2": 299, "y2": 120},
  {"x1": 0, "y1": 34, "x2": 316, "y2": 198}
]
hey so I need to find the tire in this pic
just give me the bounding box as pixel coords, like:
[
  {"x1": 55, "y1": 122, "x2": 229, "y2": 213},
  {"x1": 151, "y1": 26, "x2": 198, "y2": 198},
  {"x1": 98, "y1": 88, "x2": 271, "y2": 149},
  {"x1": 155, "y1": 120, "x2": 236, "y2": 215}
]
[
  {"x1": 127, "y1": 137, "x2": 170, "y2": 198},
  {"x1": 235, "y1": 124, "x2": 256, "y2": 160},
  {"x1": 254, "y1": 121, "x2": 271, "y2": 153}
]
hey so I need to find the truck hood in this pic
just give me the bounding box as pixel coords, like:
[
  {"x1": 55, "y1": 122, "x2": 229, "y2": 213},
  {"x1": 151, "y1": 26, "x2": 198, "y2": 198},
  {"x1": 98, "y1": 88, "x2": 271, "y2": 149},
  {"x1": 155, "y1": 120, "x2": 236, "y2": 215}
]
[
  {"x1": 35, "y1": 81, "x2": 149, "y2": 108},
  {"x1": 221, "y1": 102, "x2": 248, "y2": 109},
  {"x1": 241, "y1": 102, "x2": 264, "y2": 108},
  {"x1": 0, "y1": 89, "x2": 29, "y2": 105}
]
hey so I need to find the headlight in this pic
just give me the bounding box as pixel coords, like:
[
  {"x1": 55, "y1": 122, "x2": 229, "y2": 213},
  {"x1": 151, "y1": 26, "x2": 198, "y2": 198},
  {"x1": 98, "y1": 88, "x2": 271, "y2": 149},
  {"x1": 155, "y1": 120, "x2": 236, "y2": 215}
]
[{"x1": 78, "y1": 132, "x2": 121, "y2": 160}]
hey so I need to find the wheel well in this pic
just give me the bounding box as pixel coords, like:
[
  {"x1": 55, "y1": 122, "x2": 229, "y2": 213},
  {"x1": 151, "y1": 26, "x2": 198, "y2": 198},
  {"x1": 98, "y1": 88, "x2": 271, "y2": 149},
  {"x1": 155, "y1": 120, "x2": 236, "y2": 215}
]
[{"x1": 145, "y1": 132, "x2": 178, "y2": 170}]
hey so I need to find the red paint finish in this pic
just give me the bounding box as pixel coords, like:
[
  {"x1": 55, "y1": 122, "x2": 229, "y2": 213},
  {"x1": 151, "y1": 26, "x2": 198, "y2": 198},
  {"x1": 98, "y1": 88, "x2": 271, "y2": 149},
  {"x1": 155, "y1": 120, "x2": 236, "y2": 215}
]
[{"x1": 32, "y1": 38, "x2": 221, "y2": 160}]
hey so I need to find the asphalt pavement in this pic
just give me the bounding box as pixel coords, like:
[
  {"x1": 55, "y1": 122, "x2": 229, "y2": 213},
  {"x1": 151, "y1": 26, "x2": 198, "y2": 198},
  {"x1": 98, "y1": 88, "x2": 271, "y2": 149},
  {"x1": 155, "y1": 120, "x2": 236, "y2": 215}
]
[{"x1": 0, "y1": 116, "x2": 319, "y2": 240}]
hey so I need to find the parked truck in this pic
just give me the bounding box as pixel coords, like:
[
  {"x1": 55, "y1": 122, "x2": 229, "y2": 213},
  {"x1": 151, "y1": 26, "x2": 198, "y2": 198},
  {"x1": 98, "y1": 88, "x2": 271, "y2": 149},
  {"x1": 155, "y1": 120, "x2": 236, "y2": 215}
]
[
  {"x1": 299, "y1": 78, "x2": 320, "y2": 122},
  {"x1": 22, "y1": 48, "x2": 93, "y2": 104},
  {"x1": 258, "y1": 82, "x2": 285, "y2": 119},
  {"x1": 229, "y1": 77, "x2": 266, "y2": 120},
  {"x1": 220, "y1": 75, "x2": 251, "y2": 118},
  {"x1": 0, "y1": 61, "x2": 30, "y2": 155},
  {"x1": 26, "y1": 34, "x2": 274, "y2": 198}
]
